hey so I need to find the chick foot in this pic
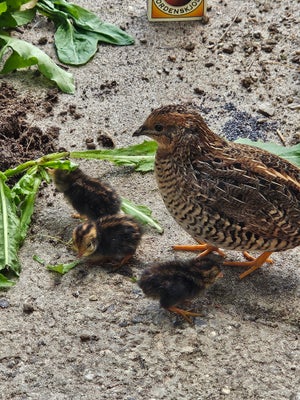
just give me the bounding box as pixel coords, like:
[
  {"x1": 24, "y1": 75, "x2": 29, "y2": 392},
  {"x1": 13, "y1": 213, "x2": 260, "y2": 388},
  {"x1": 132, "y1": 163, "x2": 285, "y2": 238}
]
[
  {"x1": 167, "y1": 306, "x2": 201, "y2": 324},
  {"x1": 223, "y1": 251, "x2": 273, "y2": 279}
]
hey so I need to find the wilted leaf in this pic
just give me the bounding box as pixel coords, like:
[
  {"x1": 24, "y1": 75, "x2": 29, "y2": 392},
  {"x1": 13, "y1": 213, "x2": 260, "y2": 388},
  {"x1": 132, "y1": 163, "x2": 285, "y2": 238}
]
[
  {"x1": 47, "y1": 259, "x2": 81, "y2": 274},
  {"x1": 0, "y1": 34, "x2": 75, "y2": 93},
  {"x1": 71, "y1": 141, "x2": 157, "y2": 172}
]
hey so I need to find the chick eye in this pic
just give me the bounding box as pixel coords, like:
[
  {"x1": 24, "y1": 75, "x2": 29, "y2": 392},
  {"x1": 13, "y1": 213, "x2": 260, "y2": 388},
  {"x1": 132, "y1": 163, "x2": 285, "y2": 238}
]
[{"x1": 154, "y1": 124, "x2": 164, "y2": 132}]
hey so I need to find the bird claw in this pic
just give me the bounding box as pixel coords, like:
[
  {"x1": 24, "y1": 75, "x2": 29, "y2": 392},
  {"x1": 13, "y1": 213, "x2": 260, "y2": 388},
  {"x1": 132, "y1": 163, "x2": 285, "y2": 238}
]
[
  {"x1": 223, "y1": 251, "x2": 273, "y2": 279},
  {"x1": 167, "y1": 306, "x2": 202, "y2": 324},
  {"x1": 242, "y1": 251, "x2": 273, "y2": 264},
  {"x1": 173, "y1": 243, "x2": 226, "y2": 258}
]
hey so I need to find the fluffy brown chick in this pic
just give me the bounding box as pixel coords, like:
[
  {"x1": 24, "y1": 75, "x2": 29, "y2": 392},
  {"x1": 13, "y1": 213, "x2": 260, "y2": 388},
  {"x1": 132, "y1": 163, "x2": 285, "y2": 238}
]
[
  {"x1": 72, "y1": 214, "x2": 142, "y2": 266},
  {"x1": 133, "y1": 104, "x2": 300, "y2": 279},
  {"x1": 49, "y1": 168, "x2": 121, "y2": 220},
  {"x1": 138, "y1": 254, "x2": 223, "y2": 324}
]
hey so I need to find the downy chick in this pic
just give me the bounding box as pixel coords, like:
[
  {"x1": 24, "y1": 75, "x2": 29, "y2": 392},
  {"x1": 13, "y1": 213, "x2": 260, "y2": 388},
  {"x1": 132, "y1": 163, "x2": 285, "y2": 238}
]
[
  {"x1": 49, "y1": 167, "x2": 121, "y2": 220},
  {"x1": 72, "y1": 214, "x2": 143, "y2": 266},
  {"x1": 138, "y1": 254, "x2": 223, "y2": 323}
]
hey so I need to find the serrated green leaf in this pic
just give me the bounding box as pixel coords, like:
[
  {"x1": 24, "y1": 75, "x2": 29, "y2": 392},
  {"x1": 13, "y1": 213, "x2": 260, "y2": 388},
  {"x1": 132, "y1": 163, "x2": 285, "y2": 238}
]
[
  {"x1": 0, "y1": 34, "x2": 75, "y2": 93},
  {"x1": 70, "y1": 141, "x2": 157, "y2": 172},
  {"x1": 0, "y1": 273, "x2": 16, "y2": 288},
  {"x1": 47, "y1": 259, "x2": 81, "y2": 274},
  {"x1": 121, "y1": 197, "x2": 163, "y2": 234}
]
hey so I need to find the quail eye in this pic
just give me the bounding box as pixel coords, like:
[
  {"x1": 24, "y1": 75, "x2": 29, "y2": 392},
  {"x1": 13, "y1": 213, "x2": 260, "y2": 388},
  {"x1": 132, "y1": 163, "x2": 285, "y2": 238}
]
[{"x1": 154, "y1": 124, "x2": 164, "y2": 132}]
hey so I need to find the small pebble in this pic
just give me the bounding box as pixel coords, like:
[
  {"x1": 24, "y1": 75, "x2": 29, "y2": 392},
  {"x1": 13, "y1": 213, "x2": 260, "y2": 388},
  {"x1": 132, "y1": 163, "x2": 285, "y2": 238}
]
[
  {"x1": 257, "y1": 103, "x2": 275, "y2": 117},
  {"x1": 0, "y1": 298, "x2": 9, "y2": 308},
  {"x1": 23, "y1": 303, "x2": 35, "y2": 314},
  {"x1": 168, "y1": 55, "x2": 176, "y2": 62},
  {"x1": 84, "y1": 372, "x2": 95, "y2": 381},
  {"x1": 222, "y1": 45, "x2": 234, "y2": 54},
  {"x1": 89, "y1": 295, "x2": 98, "y2": 301},
  {"x1": 221, "y1": 386, "x2": 231, "y2": 395},
  {"x1": 80, "y1": 333, "x2": 99, "y2": 342}
]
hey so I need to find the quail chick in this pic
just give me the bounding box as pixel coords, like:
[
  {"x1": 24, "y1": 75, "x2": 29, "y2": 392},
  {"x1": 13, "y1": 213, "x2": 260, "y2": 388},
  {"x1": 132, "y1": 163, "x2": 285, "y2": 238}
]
[
  {"x1": 133, "y1": 104, "x2": 300, "y2": 279},
  {"x1": 72, "y1": 214, "x2": 142, "y2": 266},
  {"x1": 49, "y1": 168, "x2": 121, "y2": 220},
  {"x1": 138, "y1": 254, "x2": 223, "y2": 323}
]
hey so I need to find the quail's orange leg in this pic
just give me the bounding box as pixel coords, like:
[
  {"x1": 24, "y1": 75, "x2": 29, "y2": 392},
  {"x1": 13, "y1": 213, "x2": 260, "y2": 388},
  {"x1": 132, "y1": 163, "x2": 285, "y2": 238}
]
[
  {"x1": 224, "y1": 251, "x2": 273, "y2": 279},
  {"x1": 173, "y1": 242, "x2": 226, "y2": 258},
  {"x1": 167, "y1": 306, "x2": 201, "y2": 324},
  {"x1": 243, "y1": 251, "x2": 273, "y2": 264}
]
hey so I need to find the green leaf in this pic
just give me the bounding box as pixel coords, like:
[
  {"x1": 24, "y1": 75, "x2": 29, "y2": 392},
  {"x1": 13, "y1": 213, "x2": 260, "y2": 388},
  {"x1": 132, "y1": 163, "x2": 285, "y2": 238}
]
[
  {"x1": 0, "y1": 2, "x2": 7, "y2": 15},
  {"x1": 54, "y1": 20, "x2": 99, "y2": 65},
  {"x1": 0, "y1": 172, "x2": 21, "y2": 275},
  {"x1": 10, "y1": 8, "x2": 35, "y2": 25},
  {"x1": 32, "y1": 254, "x2": 45, "y2": 265},
  {"x1": 37, "y1": 0, "x2": 134, "y2": 65},
  {"x1": 47, "y1": 259, "x2": 81, "y2": 274},
  {"x1": 70, "y1": 141, "x2": 157, "y2": 172},
  {"x1": 0, "y1": 34, "x2": 75, "y2": 93},
  {"x1": 235, "y1": 139, "x2": 300, "y2": 167},
  {"x1": 0, "y1": 273, "x2": 15, "y2": 288},
  {"x1": 121, "y1": 198, "x2": 163, "y2": 234},
  {"x1": 11, "y1": 166, "x2": 43, "y2": 243},
  {"x1": 46, "y1": 0, "x2": 134, "y2": 45}
]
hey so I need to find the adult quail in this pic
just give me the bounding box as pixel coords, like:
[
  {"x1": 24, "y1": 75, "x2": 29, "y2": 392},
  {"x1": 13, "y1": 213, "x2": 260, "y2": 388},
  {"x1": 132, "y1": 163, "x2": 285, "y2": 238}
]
[{"x1": 133, "y1": 104, "x2": 300, "y2": 278}]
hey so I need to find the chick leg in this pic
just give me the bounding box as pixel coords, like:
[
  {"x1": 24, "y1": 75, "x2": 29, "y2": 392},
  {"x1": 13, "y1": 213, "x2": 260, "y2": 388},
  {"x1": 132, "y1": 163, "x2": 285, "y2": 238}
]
[
  {"x1": 110, "y1": 254, "x2": 133, "y2": 269},
  {"x1": 71, "y1": 213, "x2": 87, "y2": 220},
  {"x1": 173, "y1": 242, "x2": 226, "y2": 258},
  {"x1": 167, "y1": 306, "x2": 201, "y2": 324},
  {"x1": 223, "y1": 251, "x2": 273, "y2": 279}
]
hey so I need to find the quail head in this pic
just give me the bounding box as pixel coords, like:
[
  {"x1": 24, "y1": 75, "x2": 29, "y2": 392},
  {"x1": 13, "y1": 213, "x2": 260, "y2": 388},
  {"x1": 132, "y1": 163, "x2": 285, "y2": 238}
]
[
  {"x1": 138, "y1": 254, "x2": 223, "y2": 323},
  {"x1": 133, "y1": 104, "x2": 300, "y2": 278},
  {"x1": 49, "y1": 167, "x2": 121, "y2": 220},
  {"x1": 72, "y1": 214, "x2": 143, "y2": 266}
]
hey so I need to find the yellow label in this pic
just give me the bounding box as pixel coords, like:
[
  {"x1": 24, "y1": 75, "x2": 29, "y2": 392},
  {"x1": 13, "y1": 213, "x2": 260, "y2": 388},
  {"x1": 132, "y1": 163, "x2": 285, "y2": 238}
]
[{"x1": 148, "y1": 0, "x2": 206, "y2": 20}]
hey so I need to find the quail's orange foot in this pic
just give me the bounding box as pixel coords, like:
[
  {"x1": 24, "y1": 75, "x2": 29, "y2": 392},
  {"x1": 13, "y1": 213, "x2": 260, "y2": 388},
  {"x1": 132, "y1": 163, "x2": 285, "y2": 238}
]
[{"x1": 133, "y1": 104, "x2": 300, "y2": 279}]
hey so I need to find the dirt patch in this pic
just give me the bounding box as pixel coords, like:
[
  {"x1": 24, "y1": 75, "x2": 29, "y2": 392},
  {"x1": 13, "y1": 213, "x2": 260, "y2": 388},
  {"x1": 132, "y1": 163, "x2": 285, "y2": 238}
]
[{"x1": 0, "y1": 82, "x2": 60, "y2": 171}]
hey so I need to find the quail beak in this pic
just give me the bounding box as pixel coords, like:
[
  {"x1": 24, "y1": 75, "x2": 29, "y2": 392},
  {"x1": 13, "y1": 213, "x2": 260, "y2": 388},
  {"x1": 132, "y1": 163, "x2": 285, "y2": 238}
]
[{"x1": 133, "y1": 125, "x2": 145, "y2": 137}]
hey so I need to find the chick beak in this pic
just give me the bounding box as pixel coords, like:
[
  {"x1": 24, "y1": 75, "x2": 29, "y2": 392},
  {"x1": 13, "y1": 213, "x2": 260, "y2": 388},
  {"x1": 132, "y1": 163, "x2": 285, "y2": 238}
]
[
  {"x1": 46, "y1": 168, "x2": 55, "y2": 177},
  {"x1": 216, "y1": 271, "x2": 224, "y2": 280},
  {"x1": 133, "y1": 125, "x2": 145, "y2": 137}
]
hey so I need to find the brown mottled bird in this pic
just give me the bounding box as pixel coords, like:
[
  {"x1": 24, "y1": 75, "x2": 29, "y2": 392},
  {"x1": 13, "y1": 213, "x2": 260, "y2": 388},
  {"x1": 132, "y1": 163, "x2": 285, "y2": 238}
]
[
  {"x1": 49, "y1": 168, "x2": 121, "y2": 220},
  {"x1": 72, "y1": 214, "x2": 142, "y2": 266},
  {"x1": 138, "y1": 254, "x2": 223, "y2": 323},
  {"x1": 133, "y1": 104, "x2": 300, "y2": 279}
]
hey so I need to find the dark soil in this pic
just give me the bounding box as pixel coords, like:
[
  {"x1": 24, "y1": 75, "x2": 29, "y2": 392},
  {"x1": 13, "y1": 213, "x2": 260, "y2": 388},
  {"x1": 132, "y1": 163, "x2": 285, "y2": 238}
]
[{"x1": 0, "y1": 82, "x2": 60, "y2": 171}]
